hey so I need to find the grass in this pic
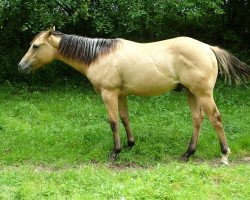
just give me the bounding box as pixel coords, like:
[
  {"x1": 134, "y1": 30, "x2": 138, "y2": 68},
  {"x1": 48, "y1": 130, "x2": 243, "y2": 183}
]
[
  {"x1": 0, "y1": 81, "x2": 249, "y2": 199},
  {"x1": 0, "y1": 163, "x2": 249, "y2": 200}
]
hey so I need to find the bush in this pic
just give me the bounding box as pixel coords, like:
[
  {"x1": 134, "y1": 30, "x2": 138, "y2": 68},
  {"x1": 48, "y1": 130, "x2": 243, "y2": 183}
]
[{"x1": 0, "y1": 0, "x2": 249, "y2": 85}]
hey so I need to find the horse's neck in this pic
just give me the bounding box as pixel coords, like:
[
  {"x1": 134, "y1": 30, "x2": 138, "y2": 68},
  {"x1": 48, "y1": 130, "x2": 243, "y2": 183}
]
[
  {"x1": 57, "y1": 54, "x2": 88, "y2": 75},
  {"x1": 51, "y1": 35, "x2": 88, "y2": 75}
]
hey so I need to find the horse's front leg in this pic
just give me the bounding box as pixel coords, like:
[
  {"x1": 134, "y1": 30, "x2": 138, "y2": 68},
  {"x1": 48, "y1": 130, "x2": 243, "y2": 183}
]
[
  {"x1": 118, "y1": 96, "x2": 135, "y2": 148},
  {"x1": 101, "y1": 89, "x2": 121, "y2": 161}
]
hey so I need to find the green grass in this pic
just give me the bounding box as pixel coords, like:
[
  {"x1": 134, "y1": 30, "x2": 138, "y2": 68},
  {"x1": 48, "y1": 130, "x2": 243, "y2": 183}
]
[
  {"x1": 0, "y1": 163, "x2": 249, "y2": 200},
  {"x1": 0, "y1": 82, "x2": 249, "y2": 199}
]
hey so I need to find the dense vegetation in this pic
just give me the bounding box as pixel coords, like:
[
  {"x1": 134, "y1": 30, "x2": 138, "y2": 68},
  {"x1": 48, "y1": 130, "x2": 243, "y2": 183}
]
[{"x1": 0, "y1": 0, "x2": 249, "y2": 84}]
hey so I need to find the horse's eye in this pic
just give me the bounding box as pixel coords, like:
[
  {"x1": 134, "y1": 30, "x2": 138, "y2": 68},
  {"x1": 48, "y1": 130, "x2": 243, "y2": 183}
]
[{"x1": 33, "y1": 44, "x2": 39, "y2": 49}]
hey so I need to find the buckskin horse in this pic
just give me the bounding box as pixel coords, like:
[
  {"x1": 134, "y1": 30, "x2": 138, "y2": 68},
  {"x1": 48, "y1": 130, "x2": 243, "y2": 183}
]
[{"x1": 18, "y1": 27, "x2": 250, "y2": 165}]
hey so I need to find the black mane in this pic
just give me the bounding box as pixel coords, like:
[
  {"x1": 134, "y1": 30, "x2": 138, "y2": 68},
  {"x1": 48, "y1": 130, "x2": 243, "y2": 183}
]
[{"x1": 56, "y1": 34, "x2": 120, "y2": 65}]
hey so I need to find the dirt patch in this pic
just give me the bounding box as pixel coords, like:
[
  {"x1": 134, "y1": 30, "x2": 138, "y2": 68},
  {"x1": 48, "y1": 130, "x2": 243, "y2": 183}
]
[
  {"x1": 187, "y1": 156, "x2": 250, "y2": 168},
  {"x1": 242, "y1": 156, "x2": 250, "y2": 162},
  {"x1": 107, "y1": 156, "x2": 250, "y2": 170},
  {"x1": 1, "y1": 156, "x2": 249, "y2": 172}
]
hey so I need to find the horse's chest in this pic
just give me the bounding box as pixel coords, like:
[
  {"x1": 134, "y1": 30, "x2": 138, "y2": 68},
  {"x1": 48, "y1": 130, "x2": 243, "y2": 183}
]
[{"x1": 87, "y1": 67, "x2": 122, "y2": 92}]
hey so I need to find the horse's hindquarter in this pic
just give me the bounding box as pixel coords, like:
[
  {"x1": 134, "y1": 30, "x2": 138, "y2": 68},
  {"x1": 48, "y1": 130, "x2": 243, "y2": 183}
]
[{"x1": 168, "y1": 37, "x2": 218, "y2": 91}]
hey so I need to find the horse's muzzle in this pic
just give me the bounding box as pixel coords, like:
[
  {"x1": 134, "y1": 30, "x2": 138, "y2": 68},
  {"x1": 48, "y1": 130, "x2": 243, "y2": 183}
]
[{"x1": 18, "y1": 61, "x2": 32, "y2": 74}]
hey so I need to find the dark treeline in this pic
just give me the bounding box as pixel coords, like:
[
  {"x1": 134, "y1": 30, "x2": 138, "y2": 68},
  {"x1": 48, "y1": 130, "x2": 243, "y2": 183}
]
[{"x1": 0, "y1": 0, "x2": 249, "y2": 85}]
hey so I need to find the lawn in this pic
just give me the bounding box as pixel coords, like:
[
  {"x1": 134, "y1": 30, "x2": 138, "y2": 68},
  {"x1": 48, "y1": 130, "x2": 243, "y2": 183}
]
[{"x1": 0, "y1": 81, "x2": 249, "y2": 199}]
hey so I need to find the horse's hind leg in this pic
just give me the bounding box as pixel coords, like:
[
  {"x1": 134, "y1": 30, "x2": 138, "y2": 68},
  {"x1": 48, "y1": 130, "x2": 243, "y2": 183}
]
[
  {"x1": 181, "y1": 89, "x2": 204, "y2": 162},
  {"x1": 118, "y1": 96, "x2": 135, "y2": 148},
  {"x1": 197, "y1": 92, "x2": 231, "y2": 165}
]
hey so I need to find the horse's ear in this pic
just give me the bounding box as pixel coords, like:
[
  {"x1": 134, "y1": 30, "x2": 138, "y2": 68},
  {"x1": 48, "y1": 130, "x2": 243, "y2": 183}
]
[
  {"x1": 50, "y1": 26, "x2": 56, "y2": 32},
  {"x1": 44, "y1": 26, "x2": 55, "y2": 40}
]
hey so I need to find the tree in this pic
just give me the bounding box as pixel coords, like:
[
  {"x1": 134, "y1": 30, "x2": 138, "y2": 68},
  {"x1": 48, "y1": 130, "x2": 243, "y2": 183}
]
[{"x1": 0, "y1": 0, "x2": 248, "y2": 83}]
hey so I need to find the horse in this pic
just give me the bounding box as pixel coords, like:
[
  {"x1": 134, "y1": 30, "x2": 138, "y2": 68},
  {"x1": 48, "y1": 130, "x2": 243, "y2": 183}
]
[{"x1": 18, "y1": 27, "x2": 250, "y2": 165}]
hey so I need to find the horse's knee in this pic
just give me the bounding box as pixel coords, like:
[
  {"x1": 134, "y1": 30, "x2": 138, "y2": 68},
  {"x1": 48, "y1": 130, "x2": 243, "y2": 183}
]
[{"x1": 109, "y1": 120, "x2": 118, "y2": 132}]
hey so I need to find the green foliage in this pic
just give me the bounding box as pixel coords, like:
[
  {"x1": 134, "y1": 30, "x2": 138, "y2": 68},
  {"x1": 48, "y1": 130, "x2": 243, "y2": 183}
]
[
  {"x1": 1, "y1": 0, "x2": 91, "y2": 32},
  {"x1": 91, "y1": 0, "x2": 225, "y2": 39},
  {"x1": 0, "y1": 0, "x2": 249, "y2": 83}
]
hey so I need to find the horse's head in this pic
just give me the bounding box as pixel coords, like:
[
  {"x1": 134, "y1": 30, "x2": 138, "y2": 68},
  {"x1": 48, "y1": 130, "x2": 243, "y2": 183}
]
[{"x1": 18, "y1": 27, "x2": 57, "y2": 74}]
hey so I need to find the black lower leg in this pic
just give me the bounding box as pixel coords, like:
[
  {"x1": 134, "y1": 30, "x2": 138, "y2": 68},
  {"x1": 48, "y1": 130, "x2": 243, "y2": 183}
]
[
  {"x1": 127, "y1": 140, "x2": 135, "y2": 148},
  {"x1": 181, "y1": 138, "x2": 196, "y2": 162},
  {"x1": 220, "y1": 141, "x2": 228, "y2": 155},
  {"x1": 109, "y1": 121, "x2": 121, "y2": 161},
  {"x1": 110, "y1": 148, "x2": 121, "y2": 161},
  {"x1": 121, "y1": 118, "x2": 135, "y2": 148}
]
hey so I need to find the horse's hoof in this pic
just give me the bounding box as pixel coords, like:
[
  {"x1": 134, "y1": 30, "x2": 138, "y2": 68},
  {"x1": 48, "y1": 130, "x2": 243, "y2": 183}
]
[
  {"x1": 109, "y1": 156, "x2": 117, "y2": 162},
  {"x1": 180, "y1": 154, "x2": 189, "y2": 162},
  {"x1": 220, "y1": 159, "x2": 229, "y2": 166},
  {"x1": 127, "y1": 141, "x2": 135, "y2": 149},
  {"x1": 109, "y1": 149, "x2": 121, "y2": 162},
  {"x1": 220, "y1": 147, "x2": 231, "y2": 166},
  {"x1": 109, "y1": 153, "x2": 117, "y2": 162}
]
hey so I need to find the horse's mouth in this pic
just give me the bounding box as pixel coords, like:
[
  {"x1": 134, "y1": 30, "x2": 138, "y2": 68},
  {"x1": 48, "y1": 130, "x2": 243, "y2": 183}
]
[
  {"x1": 19, "y1": 67, "x2": 32, "y2": 74},
  {"x1": 18, "y1": 61, "x2": 32, "y2": 74}
]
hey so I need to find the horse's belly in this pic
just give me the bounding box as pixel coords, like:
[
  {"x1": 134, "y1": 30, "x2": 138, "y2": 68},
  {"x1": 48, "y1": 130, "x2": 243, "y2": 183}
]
[{"x1": 122, "y1": 77, "x2": 177, "y2": 96}]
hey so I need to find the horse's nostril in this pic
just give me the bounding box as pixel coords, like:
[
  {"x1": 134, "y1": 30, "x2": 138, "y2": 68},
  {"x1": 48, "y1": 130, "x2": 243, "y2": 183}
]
[
  {"x1": 18, "y1": 61, "x2": 31, "y2": 74},
  {"x1": 18, "y1": 60, "x2": 25, "y2": 69},
  {"x1": 18, "y1": 62, "x2": 24, "y2": 71}
]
